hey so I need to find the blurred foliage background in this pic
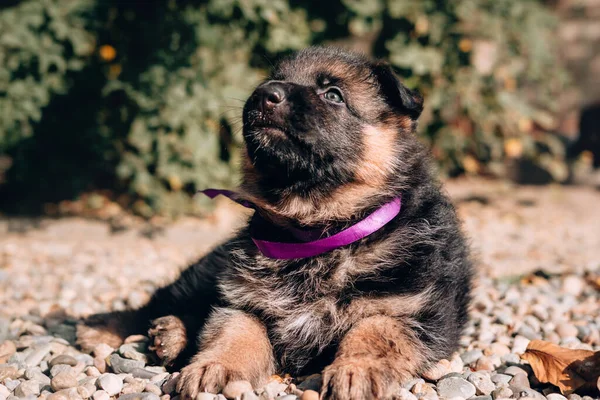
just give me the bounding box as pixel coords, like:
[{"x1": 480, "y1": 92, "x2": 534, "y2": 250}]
[{"x1": 0, "y1": 0, "x2": 578, "y2": 218}]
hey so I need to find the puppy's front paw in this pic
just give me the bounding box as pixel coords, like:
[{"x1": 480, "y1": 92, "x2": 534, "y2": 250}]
[
  {"x1": 321, "y1": 359, "x2": 399, "y2": 400},
  {"x1": 176, "y1": 359, "x2": 244, "y2": 399},
  {"x1": 148, "y1": 315, "x2": 187, "y2": 366}
]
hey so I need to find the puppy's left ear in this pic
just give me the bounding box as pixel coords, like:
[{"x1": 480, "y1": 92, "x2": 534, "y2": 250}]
[{"x1": 372, "y1": 62, "x2": 423, "y2": 119}]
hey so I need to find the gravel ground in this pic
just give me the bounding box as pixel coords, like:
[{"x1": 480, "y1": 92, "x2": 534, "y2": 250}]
[{"x1": 0, "y1": 178, "x2": 599, "y2": 400}]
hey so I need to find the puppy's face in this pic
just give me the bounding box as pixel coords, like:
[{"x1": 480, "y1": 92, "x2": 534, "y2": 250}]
[{"x1": 242, "y1": 47, "x2": 423, "y2": 206}]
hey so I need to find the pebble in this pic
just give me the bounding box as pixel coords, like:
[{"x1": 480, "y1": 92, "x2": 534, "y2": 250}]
[
  {"x1": 467, "y1": 372, "x2": 495, "y2": 395},
  {"x1": 144, "y1": 384, "x2": 162, "y2": 396},
  {"x1": 131, "y1": 368, "x2": 158, "y2": 380},
  {"x1": 436, "y1": 377, "x2": 476, "y2": 399},
  {"x1": 14, "y1": 381, "x2": 41, "y2": 397},
  {"x1": 222, "y1": 380, "x2": 254, "y2": 399},
  {"x1": 556, "y1": 323, "x2": 578, "y2": 339},
  {"x1": 509, "y1": 373, "x2": 530, "y2": 389},
  {"x1": 97, "y1": 374, "x2": 123, "y2": 396},
  {"x1": 547, "y1": 395, "x2": 568, "y2": 400},
  {"x1": 461, "y1": 349, "x2": 483, "y2": 364},
  {"x1": 161, "y1": 373, "x2": 180, "y2": 394},
  {"x1": 474, "y1": 356, "x2": 494, "y2": 371},
  {"x1": 196, "y1": 393, "x2": 216, "y2": 400},
  {"x1": 297, "y1": 375, "x2": 321, "y2": 391},
  {"x1": 50, "y1": 355, "x2": 79, "y2": 368},
  {"x1": 0, "y1": 341, "x2": 16, "y2": 363},
  {"x1": 511, "y1": 336, "x2": 530, "y2": 354},
  {"x1": 119, "y1": 393, "x2": 161, "y2": 400},
  {"x1": 25, "y1": 344, "x2": 52, "y2": 367},
  {"x1": 397, "y1": 388, "x2": 418, "y2": 400},
  {"x1": 492, "y1": 387, "x2": 513, "y2": 399},
  {"x1": 51, "y1": 364, "x2": 74, "y2": 377},
  {"x1": 47, "y1": 388, "x2": 81, "y2": 400},
  {"x1": 107, "y1": 354, "x2": 145, "y2": 374},
  {"x1": 299, "y1": 391, "x2": 319, "y2": 400},
  {"x1": 421, "y1": 359, "x2": 452, "y2": 381},
  {"x1": 490, "y1": 373, "x2": 511, "y2": 385},
  {"x1": 119, "y1": 344, "x2": 148, "y2": 363},
  {"x1": 92, "y1": 390, "x2": 110, "y2": 400},
  {"x1": 503, "y1": 366, "x2": 528, "y2": 376},
  {"x1": 241, "y1": 391, "x2": 258, "y2": 400},
  {"x1": 51, "y1": 371, "x2": 79, "y2": 391},
  {"x1": 275, "y1": 396, "x2": 296, "y2": 400}
]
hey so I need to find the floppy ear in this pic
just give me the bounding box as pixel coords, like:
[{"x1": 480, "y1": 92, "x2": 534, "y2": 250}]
[{"x1": 372, "y1": 62, "x2": 423, "y2": 119}]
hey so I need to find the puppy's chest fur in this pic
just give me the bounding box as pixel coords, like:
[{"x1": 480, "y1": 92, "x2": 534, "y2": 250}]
[{"x1": 219, "y1": 239, "x2": 425, "y2": 372}]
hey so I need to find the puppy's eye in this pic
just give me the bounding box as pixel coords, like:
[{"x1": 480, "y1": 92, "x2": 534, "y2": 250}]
[{"x1": 324, "y1": 88, "x2": 344, "y2": 104}]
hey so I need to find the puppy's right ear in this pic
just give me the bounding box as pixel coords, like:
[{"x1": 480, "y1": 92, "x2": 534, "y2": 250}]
[{"x1": 372, "y1": 62, "x2": 423, "y2": 119}]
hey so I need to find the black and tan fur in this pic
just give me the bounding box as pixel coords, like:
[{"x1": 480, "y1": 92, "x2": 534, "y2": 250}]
[{"x1": 77, "y1": 47, "x2": 473, "y2": 400}]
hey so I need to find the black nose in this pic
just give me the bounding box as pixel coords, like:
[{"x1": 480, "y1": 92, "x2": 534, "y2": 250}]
[{"x1": 256, "y1": 82, "x2": 286, "y2": 110}]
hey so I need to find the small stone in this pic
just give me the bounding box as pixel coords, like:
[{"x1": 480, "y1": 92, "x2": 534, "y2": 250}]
[
  {"x1": 85, "y1": 367, "x2": 101, "y2": 377},
  {"x1": 421, "y1": 359, "x2": 452, "y2": 381},
  {"x1": 107, "y1": 354, "x2": 144, "y2": 374},
  {"x1": 0, "y1": 385, "x2": 10, "y2": 398},
  {"x1": 222, "y1": 380, "x2": 253, "y2": 399},
  {"x1": 24, "y1": 367, "x2": 51, "y2": 386},
  {"x1": 509, "y1": 373, "x2": 530, "y2": 389},
  {"x1": 517, "y1": 324, "x2": 540, "y2": 340},
  {"x1": 14, "y1": 381, "x2": 41, "y2": 397},
  {"x1": 397, "y1": 388, "x2": 418, "y2": 400},
  {"x1": 556, "y1": 323, "x2": 578, "y2": 339},
  {"x1": 275, "y1": 396, "x2": 296, "y2": 400},
  {"x1": 25, "y1": 344, "x2": 52, "y2": 367},
  {"x1": 122, "y1": 381, "x2": 147, "y2": 395},
  {"x1": 460, "y1": 350, "x2": 483, "y2": 365},
  {"x1": 562, "y1": 276, "x2": 585, "y2": 296},
  {"x1": 512, "y1": 387, "x2": 545, "y2": 399},
  {"x1": 297, "y1": 375, "x2": 321, "y2": 392},
  {"x1": 119, "y1": 344, "x2": 148, "y2": 363},
  {"x1": 567, "y1": 395, "x2": 582, "y2": 400},
  {"x1": 512, "y1": 336, "x2": 530, "y2": 354},
  {"x1": 51, "y1": 364, "x2": 73, "y2": 377},
  {"x1": 241, "y1": 391, "x2": 259, "y2": 400},
  {"x1": 0, "y1": 365, "x2": 20, "y2": 381},
  {"x1": 467, "y1": 372, "x2": 495, "y2": 395},
  {"x1": 92, "y1": 390, "x2": 110, "y2": 400},
  {"x1": 449, "y1": 353, "x2": 464, "y2": 373},
  {"x1": 4, "y1": 379, "x2": 20, "y2": 392},
  {"x1": 195, "y1": 394, "x2": 215, "y2": 400},
  {"x1": 119, "y1": 394, "x2": 161, "y2": 400},
  {"x1": 299, "y1": 390, "x2": 319, "y2": 400},
  {"x1": 161, "y1": 373, "x2": 180, "y2": 394},
  {"x1": 501, "y1": 353, "x2": 520, "y2": 364},
  {"x1": 97, "y1": 374, "x2": 123, "y2": 396},
  {"x1": 402, "y1": 378, "x2": 423, "y2": 391},
  {"x1": 547, "y1": 395, "x2": 567, "y2": 400},
  {"x1": 144, "y1": 384, "x2": 162, "y2": 396},
  {"x1": 47, "y1": 388, "x2": 81, "y2": 400},
  {"x1": 411, "y1": 381, "x2": 436, "y2": 396},
  {"x1": 131, "y1": 368, "x2": 158, "y2": 380},
  {"x1": 51, "y1": 371, "x2": 79, "y2": 391},
  {"x1": 0, "y1": 341, "x2": 17, "y2": 363},
  {"x1": 492, "y1": 387, "x2": 513, "y2": 399},
  {"x1": 474, "y1": 357, "x2": 494, "y2": 371},
  {"x1": 485, "y1": 343, "x2": 510, "y2": 357},
  {"x1": 490, "y1": 373, "x2": 512, "y2": 385},
  {"x1": 78, "y1": 383, "x2": 97, "y2": 399},
  {"x1": 93, "y1": 345, "x2": 115, "y2": 361},
  {"x1": 436, "y1": 377, "x2": 476, "y2": 399},
  {"x1": 504, "y1": 366, "x2": 528, "y2": 376},
  {"x1": 50, "y1": 355, "x2": 78, "y2": 368}
]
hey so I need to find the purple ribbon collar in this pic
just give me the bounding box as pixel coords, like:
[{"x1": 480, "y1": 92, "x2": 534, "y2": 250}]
[{"x1": 200, "y1": 189, "x2": 401, "y2": 260}]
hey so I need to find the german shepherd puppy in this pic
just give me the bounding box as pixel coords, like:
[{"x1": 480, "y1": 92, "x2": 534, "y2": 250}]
[{"x1": 77, "y1": 47, "x2": 473, "y2": 400}]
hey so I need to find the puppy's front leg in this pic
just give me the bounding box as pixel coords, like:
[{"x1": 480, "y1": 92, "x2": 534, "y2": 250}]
[
  {"x1": 322, "y1": 315, "x2": 426, "y2": 400},
  {"x1": 177, "y1": 308, "x2": 275, "y2": 399}
]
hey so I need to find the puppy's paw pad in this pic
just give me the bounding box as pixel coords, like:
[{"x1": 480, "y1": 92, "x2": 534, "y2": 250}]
[
  {"x1": 321, "y1": 360, "x2": 398, "y2": 400},
  {"x1": 177, "y1": 360, "x2": 243, "y2": 399},
  {"x1": 148, "y1": 315, "x2": 187, "y2": 366}
]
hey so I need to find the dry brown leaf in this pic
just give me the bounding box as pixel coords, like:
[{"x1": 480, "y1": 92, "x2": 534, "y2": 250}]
[{"x1": 522, "y1": 340, "x2": 600, "y2": 394}]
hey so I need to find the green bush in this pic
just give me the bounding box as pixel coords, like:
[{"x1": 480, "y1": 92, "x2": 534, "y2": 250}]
[{"x1": 0, "y1": 0, "x2": 569, "y2": 217}]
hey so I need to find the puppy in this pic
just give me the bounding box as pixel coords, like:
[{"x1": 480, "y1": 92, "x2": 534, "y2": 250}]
[{"x1": 77, "y1": 47, "x2": 473, "y2": 400}]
